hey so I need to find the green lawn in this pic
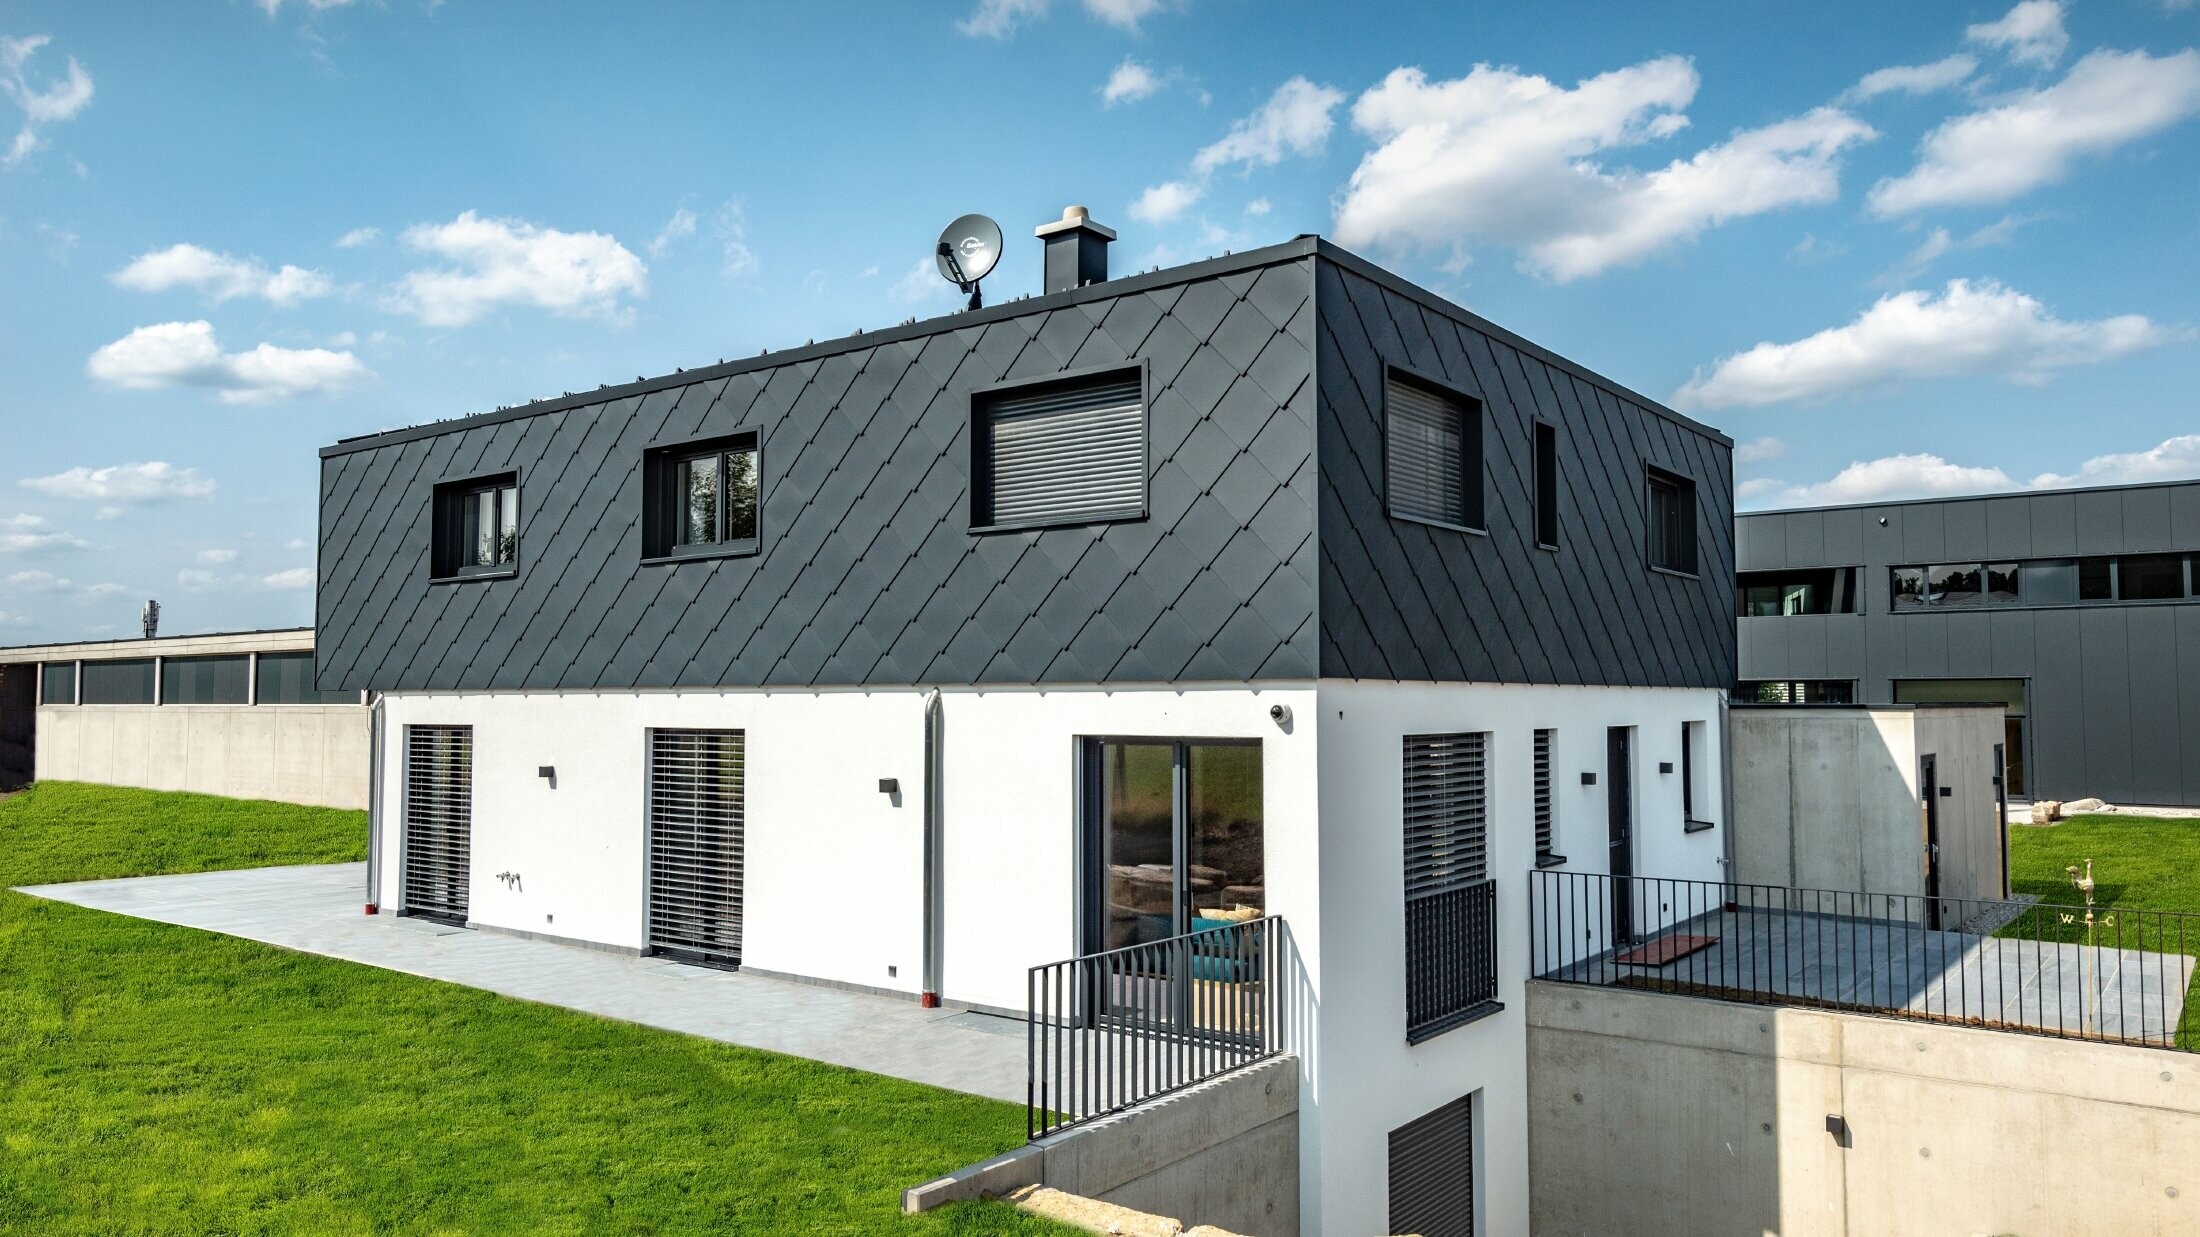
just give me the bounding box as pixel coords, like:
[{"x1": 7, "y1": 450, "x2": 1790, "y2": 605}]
[
  {"x1": 0, "y1": 782, "x2": 1061, "y2": 1235},
  {"x1": 2003, "y1": 812, "x2": 2200, "y2": 1049}
]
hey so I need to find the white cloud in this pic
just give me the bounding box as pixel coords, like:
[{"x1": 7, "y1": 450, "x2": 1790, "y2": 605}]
[
  {"x1": 2032, "y1": 433, "x2": 2200, "y2": 488},
  {"x1": 1103, "y1": 58, "x2": 1162, "y2": 106},
  {"x1": 284, "y1": 538, "x2": 309, "y2": 551},
  {"x1": 112, "y1": 243, "x2": 333, "y2": 307},
  {"x1": 195, "y1": 548, "x2": 237, "y2": 564},
  {"x1": 1746, "y1": 454, "x2": 2022, "y2": 508},
  {"x1": 1734, "y1": 437, "x2": 1786, "y2": 466},
  {"x1": 1130, "y1": 180, "x2": 1204, "y2": 224},
  {"x1": 1193, "y1": 77, "x2": 1344, "y2": 175},
  {"x1": 257, "y1": 0, "x2": 360, "y2": 15},
  {"x1": 1869, "y1": 49, "x2": 2200, "y2": 216},
  {"x1": 957, "y1": 0, "x2": 1047, "y2": 37},
  {"x1": 1084, "y1": 0, "x2": 1165, "y2": 32},
  {"x1": 1876, "y1": 214, "x2": 2035, "y2": 285},
  {"x1": 1334, "y1": 59, "x2": 1874, "y2": 282},
  {"x1": 388, "y1": 211, "x2": 647, "y2": 327},
  {"x1": 1245, "y1": 197, "x2": 1272, "y2": 216},
  {"x1": 1672, "y1": 279, "x2": 2181, "y2": 411},
  {"x1": 261, "y1": 567, "x2": 315, "y2": 590},
  {"x1": 176, "y1": 568, "x2": 218, "y2": 591},
  {"x1": 889, "y1": 257, "x2": 958, "y2": 306},
  {"x1": 1967, "y1": 0, "x2": 2069, "y2": 69},
  {"x1": 0, "y1": 518, "x2": 88, "y2": 552},
  {"x1": 6, "y1": 569, "x2": 122, "y2": 596},
  {"x1": 21, "y1": 461, "x2": 215, "y2": 504},
  {"x1": 1846, "y1": 54, "x2": 1978, "y2": 102},
  {"x1": 2, "y1": 34, "x2": 93, "y2": 166},
  {"x1": 648, "y1": 206, "x2": 697, "y2": 258},
  {"x1": 715, "y1": 201, "x2": 757, "y2": 278},
  {"x1": 335, "y1": 226, "x2": 379, "y2": 248},
  {"x1": 87, "y1": 321, "x2": 371, "y2": 404},
  {"x1": 1744, "y1": 434, "x2": 2200, "y2": 510}
]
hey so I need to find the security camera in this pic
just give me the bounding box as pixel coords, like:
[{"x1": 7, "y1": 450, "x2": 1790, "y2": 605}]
[{"x1": 1269, "y1": 703, "x2": 1292, "y2": 727}]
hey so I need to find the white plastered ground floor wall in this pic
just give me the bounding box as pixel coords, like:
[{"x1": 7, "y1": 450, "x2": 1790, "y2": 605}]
[{"x1": 368, "y1": 678, "x2": 1727, "y2": 1237}]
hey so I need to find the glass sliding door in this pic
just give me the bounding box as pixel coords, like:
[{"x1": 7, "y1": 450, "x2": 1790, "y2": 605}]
[{"x1": 1084, "y1": 738, "x2": 1266, "y2": 1037}]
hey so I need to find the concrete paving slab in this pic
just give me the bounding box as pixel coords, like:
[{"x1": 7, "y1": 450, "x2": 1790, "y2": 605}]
[{"x1": 16, "y1": 863, "x2": 1028, "y2": 1104}]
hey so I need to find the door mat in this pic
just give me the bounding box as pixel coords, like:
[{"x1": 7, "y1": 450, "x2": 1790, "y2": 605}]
[{"x1": 1615, "y1": 933, "x2": 1718, "y2": 966}]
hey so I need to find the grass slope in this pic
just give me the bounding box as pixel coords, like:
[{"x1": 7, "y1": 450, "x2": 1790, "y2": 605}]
[
  {"x1": 2003, "y1": 813, "x2": 2200, "y2": 1049},
  {"x1": 0, "y1": 783, "x2": 1061, "y2": 1235}
]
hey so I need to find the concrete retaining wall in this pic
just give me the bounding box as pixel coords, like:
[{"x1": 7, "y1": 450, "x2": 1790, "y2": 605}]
[
  {"x1": 1730, "y1": 705, "x2": 2004, "y2": 913},
  {"x1": 905, "y1": 1055, "x2": 1299, "y2": 1237},
  {"x1": 1526, "y1": 980, "x2": 2200, "y2": 1236},
  {"x1": 36, "y1": 704, "x2": 368, "y2": 809}
]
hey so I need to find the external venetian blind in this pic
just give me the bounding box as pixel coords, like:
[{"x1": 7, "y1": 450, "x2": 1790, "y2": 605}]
[
  {"x1": 1386, "y1": 374, "x2": 1480, "y2": 529},
  {"x1": 977, "y1": 370, "x2": 1144, "y2": 528},
  {"x1": 1533, "y1": 729, "x2": 1555, "y2": 858},
  {"x1": 646, "y1": 728, "x2": 746, "y2": 966},
  {"x1": 402, "y1": 725, "x2": 472, "y2": 923},
  {"x1": 1389, "y1": 1093, "x2": 1476, "y2": 1237},
  {"x1": 1403, "y1": 732, "x2": 1488, "y2": 896}
]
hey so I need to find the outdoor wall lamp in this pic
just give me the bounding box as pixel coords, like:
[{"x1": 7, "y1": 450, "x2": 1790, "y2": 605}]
[
  {"x1": 879, "y1": 778, "x2": 900, "y2": 795},
  {"x1": 1581, "y1": 771, "x2": 1597, "y2": 785},
  {"x1": 538, "y1": 765, "x2": 556, "y2": 790}
]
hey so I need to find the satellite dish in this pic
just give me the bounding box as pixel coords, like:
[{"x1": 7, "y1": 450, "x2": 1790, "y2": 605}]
[{"x1": 935, "y1": 213, "x2": 1002, "y2": 310}]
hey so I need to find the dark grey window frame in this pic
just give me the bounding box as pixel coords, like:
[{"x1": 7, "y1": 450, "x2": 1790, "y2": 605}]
[
  {"x1": 1075, "y1": 733, "x2": 1264, "y2": 958},
  {"x1": 79, "y1": 657, "x2": 156, "y2": 705},
  {"x1": 429, "y1": 470, "x2": 521, "y2": 583},
  {"x1": 969, "y1": 361, "x2": 1151, "y2": 535},
  {"x1": 40, "y1": 661, "x2": 77, "y2": 706},
  {"x1": 1533, "y1": 727, "x2": 1564, "y2": 868},
  {"x1": 1382, "y1": 363, "x2": 1487, "y2": 536},
  {"x1": 160, "y1": 654, "x2": 251, "y2": 706},
  {"x1": 1645, "y1": 465, "x2": 1698, "y2": 578},
  {"x1": 641, "y1": 428, "x2": 764, "y2": 565},
  {"x1": 1532, "y1": 419, "x2": 1559, "y2": 551},
  {"x1": 1682, "y1": 722, "x2": 1714, "y2": 833},
  {"x1": 1889, "y1": 551, "x2": 2197, "y2": 613}
]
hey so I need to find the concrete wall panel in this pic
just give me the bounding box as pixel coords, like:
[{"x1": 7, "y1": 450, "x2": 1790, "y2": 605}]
[{"x1": 35, "y1": 704, "x2": 368, "y2": 809}]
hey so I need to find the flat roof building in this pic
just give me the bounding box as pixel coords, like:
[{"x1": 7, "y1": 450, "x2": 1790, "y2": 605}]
[
  {"x1": 318, "y1": 217, "x2": 1736, "y2": 1235},
  {"x1": 1736, "y1": 480, "x2": 2200, "y2": 806}
]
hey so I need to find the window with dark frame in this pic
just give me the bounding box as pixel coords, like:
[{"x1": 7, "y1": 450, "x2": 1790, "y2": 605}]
[
  {"x1": 1386, "y1": 370, "x2": 1483, "y2": 531},
  {"x1": 644, "y1": 434, "x2": 760, "y2": 561},
  {"x1": 1890, "y1": 551, "x2": 2195, "y2": 611},
  {"x1": 1389, "y1": 1093, "x2": 1476, "y2": 1237},
  {"x1": 1739, "y1": 679, "x2": 1857, "y2": 705},
  {"x1": 161, "y1": 655, "x2": 250, "y2": 705},
  {"x1": 972, "y1": 367, "x2": 1145, "y2": 530},
  {"x1": 41, "y1": 661, "x2": 76, "y2": 705},
  {"x1": 256, "y1": 650, "x2": 357, "y2": 705},
  {"x1": 1533, "y1": 421, "x2": 1559, "y2": 549},
  {"x1": 1403, "y1": 731, "x2": 1500, "y2": 1041},
  {"x1": 1646, "y1": 468, "x2": 1696, "y2": 575},
  {"x1": 431, "y1": 473, "x2": 519, "y2": 580},
  {"x1": 1682, "y1": 721, "x2": 1712, "y2": 830},
  {"x1": 80, "y1": 658, "x2": 155, "y2": 705}
]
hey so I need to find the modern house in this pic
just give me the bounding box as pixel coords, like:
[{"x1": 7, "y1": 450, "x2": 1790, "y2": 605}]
[
  {"x1": 1736, "y1": 481, "x2": 2200, "y2": 806},
  {"x1": 316, "y1": 211, "x2": 1736, "y2": 1236},
  {"x1": 0, "y1": 627, "x2": 367, "y2": 807}
]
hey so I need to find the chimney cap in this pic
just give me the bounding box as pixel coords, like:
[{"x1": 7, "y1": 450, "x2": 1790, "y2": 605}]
[{"x1": 1035, "y1": 204, "x2": 1116, "y2": 241}]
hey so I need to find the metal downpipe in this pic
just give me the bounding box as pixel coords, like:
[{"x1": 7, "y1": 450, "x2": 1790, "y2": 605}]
[
  {"x1": 921, "y1": 689, "x2": 945, "y2": 1007},
  {"x1": 365, "y1": 692, "x2": 385, "y2": 915}
]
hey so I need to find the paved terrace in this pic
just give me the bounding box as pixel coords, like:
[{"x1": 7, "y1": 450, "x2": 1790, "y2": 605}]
[
  {"x1": 16, "y1": 863, "x2": 1028, "y2": 1102},
  {"x1": 1549, "y1": 903, "x2": 2197, "y2": 1046}
]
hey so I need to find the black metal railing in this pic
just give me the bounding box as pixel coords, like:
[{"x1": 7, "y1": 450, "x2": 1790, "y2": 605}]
[
  {"x1": 1406, "y1": 878, "x2": 1500, "y2": 1042},
  {"x1": 1529, "y1": 870, "x2": 2200, "y2": 1053},
  {"x1": 1027, "y1": 916, "x2": 1280, "y2": 1140}
]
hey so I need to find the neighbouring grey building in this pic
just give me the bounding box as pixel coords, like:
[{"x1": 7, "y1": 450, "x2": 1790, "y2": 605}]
[
  {"x1": 1736, "y1": 480, "x2": 2200, "y2": 806},
  {"x1": 0, "y1": 627, "x2": 367, "y2": 807}
]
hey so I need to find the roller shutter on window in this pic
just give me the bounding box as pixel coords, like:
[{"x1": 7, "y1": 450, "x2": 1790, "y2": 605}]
[
  {"x1": 1389, "y1": 1093, "x2": 1476, "y2": 1237},
  {"x1": 1533, "y1": 729, "x2": 1555, "y2": 857},
  {"x1": 1387, "y1": 374, "x2": 1479, "y2": 528},
  {"x1": 402, "y1": 725, "x2": 472, "y2": 923},
  {"x1": 646, "y1": 728, "x2": 745, "y2": 966},
  {"x1": 977, "y1": 371, "x2": 1144, "y2": 527}
]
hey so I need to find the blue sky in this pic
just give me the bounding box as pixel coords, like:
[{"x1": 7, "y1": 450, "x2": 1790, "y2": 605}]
[{"x1": 2, "y1": 0, "x2": 2198, "y2": 642}]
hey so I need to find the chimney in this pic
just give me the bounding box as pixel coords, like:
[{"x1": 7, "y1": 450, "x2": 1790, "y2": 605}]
[{"x1": 1036, "y1": 205, "x2": 1114, "y2": 295}]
